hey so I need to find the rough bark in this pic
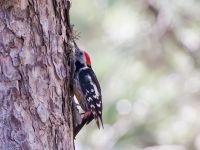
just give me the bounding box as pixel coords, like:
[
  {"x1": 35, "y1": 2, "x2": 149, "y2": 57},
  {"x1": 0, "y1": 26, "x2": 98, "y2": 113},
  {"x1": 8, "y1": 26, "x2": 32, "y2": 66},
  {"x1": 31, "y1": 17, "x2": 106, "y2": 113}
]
[{"x1": 0, "y1": 0, "x2": 74, "y2": 149}]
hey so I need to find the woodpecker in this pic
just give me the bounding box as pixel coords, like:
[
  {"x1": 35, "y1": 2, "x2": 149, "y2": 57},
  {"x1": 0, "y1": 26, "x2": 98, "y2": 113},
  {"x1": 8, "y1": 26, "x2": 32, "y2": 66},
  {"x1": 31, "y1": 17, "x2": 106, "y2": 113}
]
[{"x1": 73, "y1": 42, "x2": 103, "y2": 136}]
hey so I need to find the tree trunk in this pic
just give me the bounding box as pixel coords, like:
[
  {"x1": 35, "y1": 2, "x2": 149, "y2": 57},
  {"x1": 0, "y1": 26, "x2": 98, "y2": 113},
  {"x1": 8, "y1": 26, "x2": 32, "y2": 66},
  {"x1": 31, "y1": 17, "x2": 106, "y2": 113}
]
[{"x1": 0, "y1": 0, "x2": 74, "y2": 149}]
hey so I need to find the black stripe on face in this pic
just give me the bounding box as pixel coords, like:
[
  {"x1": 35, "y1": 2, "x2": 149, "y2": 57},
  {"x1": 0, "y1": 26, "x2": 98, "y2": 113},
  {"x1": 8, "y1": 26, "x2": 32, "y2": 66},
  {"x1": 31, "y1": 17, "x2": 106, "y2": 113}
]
[{"x1": 75, "y1": 61, "x2": 85, "y2": 72}]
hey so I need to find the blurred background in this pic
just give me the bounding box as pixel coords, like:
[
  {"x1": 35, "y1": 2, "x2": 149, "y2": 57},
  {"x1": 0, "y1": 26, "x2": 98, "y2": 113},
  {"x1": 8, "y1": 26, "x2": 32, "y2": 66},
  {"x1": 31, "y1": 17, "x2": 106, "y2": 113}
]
[{"x1": 71, "y1": 0, "x2": 200, "y2": 150}]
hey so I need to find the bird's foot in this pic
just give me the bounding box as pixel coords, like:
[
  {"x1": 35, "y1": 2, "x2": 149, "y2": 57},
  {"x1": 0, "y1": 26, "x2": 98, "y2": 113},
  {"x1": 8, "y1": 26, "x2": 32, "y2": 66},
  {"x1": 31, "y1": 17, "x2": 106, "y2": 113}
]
[{"x1": 83, "y1": 111, "x2": 91, "y2": 119}]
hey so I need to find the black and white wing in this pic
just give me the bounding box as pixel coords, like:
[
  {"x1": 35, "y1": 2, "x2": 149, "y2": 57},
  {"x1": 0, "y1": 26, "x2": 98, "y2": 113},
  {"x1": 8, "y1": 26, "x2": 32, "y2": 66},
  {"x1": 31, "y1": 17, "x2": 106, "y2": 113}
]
[{"x1": 79, "y1": 68, "x2": 103, "y2": 128}]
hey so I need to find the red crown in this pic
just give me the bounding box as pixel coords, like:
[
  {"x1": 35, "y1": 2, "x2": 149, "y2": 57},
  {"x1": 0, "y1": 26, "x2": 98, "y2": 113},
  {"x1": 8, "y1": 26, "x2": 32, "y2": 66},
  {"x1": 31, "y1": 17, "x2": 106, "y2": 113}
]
[{"x1": 84, "y1": 51, "x2": 91, "y2": 66}]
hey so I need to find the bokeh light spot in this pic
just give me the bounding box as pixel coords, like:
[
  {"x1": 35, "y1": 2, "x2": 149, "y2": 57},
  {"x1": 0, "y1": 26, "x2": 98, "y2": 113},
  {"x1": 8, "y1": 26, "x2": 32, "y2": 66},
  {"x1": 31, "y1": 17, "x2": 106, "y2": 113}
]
[{"x1": 116, "y1": 99, "x2": 132, "y2": 115}]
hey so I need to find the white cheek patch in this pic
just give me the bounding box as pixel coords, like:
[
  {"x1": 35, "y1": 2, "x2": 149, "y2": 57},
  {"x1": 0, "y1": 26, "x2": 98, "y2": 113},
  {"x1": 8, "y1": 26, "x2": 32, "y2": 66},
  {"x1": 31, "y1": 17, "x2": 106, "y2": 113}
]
[{"x1": 79, "y1": 54, "x2": 86, "y2": 64}]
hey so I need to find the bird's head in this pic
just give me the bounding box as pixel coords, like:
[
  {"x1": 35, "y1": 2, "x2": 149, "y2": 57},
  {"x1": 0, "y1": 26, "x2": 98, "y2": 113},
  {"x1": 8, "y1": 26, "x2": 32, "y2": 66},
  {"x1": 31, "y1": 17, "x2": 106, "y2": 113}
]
[{"x1": 75, "y1": 50, "x2": 91, "y2": 68}]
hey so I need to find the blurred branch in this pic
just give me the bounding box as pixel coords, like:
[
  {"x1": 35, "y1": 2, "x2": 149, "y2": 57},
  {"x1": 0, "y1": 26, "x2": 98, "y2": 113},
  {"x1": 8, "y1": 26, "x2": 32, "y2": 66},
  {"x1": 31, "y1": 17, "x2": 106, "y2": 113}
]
[{"x1": 145, "y1": 0, "x2": 159, "y2": 17}]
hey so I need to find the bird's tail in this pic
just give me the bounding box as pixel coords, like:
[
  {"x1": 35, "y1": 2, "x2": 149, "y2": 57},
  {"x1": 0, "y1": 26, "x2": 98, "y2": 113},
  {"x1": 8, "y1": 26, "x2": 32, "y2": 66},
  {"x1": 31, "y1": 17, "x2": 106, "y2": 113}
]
[
  {"x1": 74, "y1": 114, "x2": 93, "y2": 138},
  {"x1": 95, "y1": 115, "x2": 104, "y2": 129},
  {"x1": 74, "y1": 114, "x2": 104, "y2": 138}
]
